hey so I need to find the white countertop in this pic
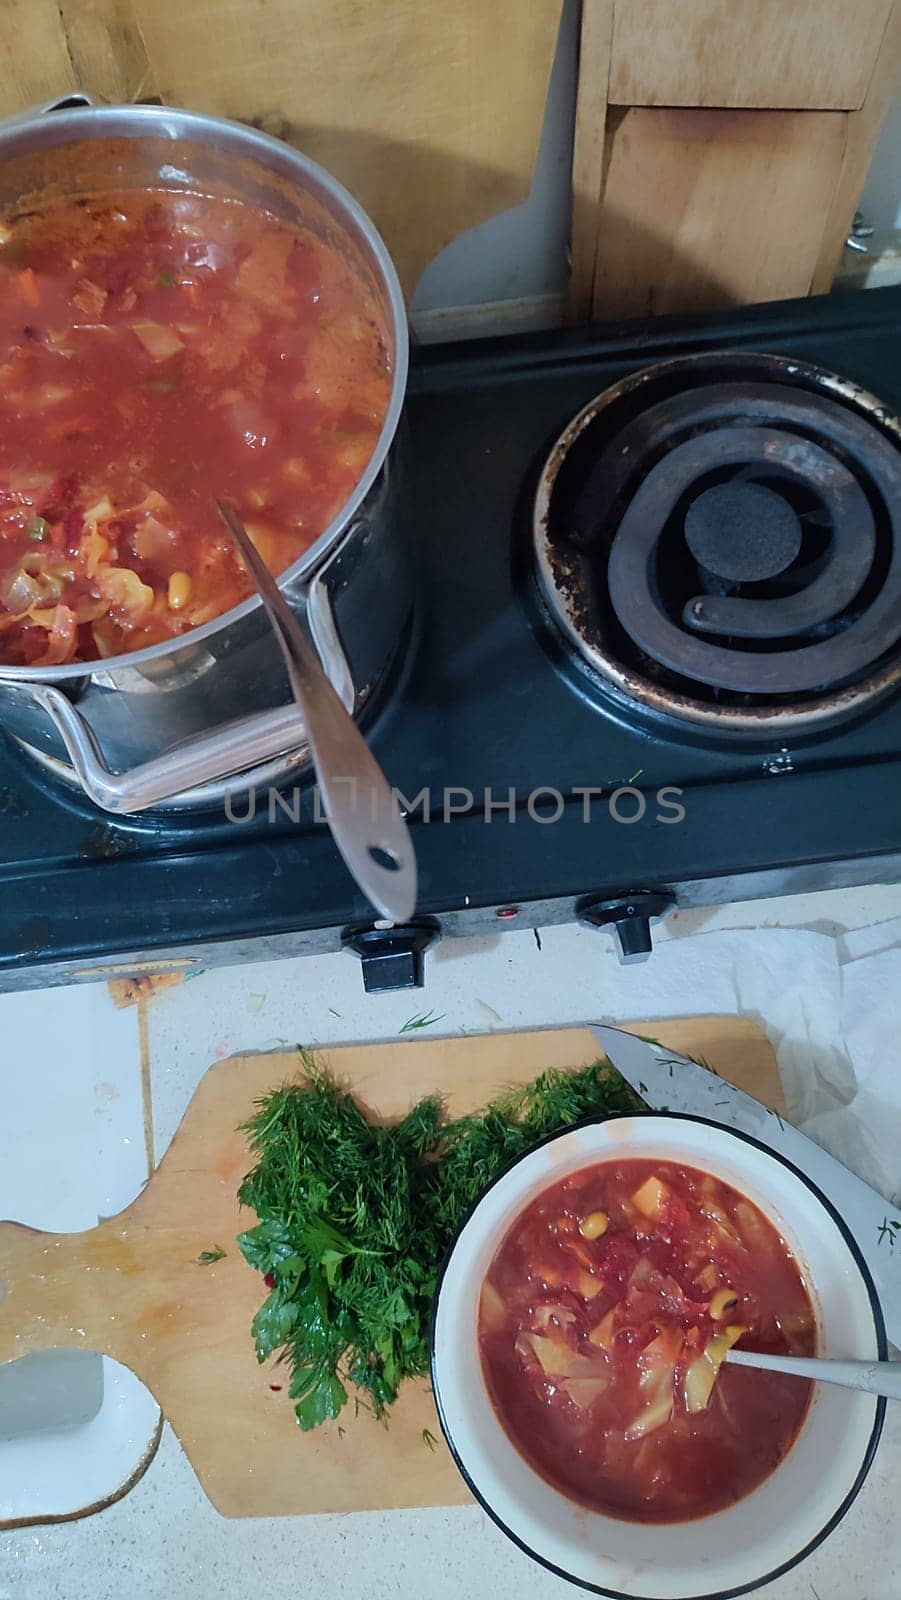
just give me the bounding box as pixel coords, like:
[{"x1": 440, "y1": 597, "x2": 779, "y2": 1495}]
[{"x1": 2, "y1": 881, "x2": 900, "y2": 1600}]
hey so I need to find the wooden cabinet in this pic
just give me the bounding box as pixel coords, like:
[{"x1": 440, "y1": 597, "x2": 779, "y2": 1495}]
[{"x1": 570, "y1": 0, "x2": 900, "y2": 322}]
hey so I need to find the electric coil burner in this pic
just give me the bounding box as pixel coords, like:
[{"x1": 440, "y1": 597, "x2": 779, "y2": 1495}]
[{"x1": 534, "y1": 353, "x2": 901, "y2": 733}]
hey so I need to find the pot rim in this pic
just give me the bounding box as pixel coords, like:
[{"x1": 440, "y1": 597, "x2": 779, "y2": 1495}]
[{"x1": 0, "y1": 102, "x2": 409, "y2": 683}]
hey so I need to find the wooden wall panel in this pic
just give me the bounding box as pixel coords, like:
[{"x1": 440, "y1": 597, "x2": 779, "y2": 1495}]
[
  {"x1": 127, "y1": 0, "x2": 561, "y2": 296},
  {"x1": 0, "y1": 1, "x2": 100, "y2": 109},
  {"x1": 567, "y1": 0, "x2": 614, "y2": 322},
  {"x1": 0, "y1": 0, "x2": 562, "y2": 299},
  {"x1": 608, "y1": 0, "x2": 893, "y2": 111},
  {"x1": 60, "y1": 0, "x2": 155, "y2": 104}
]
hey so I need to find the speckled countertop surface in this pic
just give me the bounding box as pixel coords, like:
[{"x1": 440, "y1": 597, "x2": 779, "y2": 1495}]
[
  {"x1": 5, "y1": 1407, "x2": 899, "y2": 1600},
  {"x1": 2, "y1": 883, "x2": 900, "y2": 1600}
]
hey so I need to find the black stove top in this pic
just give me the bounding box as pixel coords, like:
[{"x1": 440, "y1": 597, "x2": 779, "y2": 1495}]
[{"x1": 3, "y1": 287, "x2": 900, "y2": 991}]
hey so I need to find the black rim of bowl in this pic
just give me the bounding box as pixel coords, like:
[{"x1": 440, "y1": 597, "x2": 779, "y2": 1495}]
[{"x1": 429, "y1": 1111, "x2": 888, "y2": 1600}]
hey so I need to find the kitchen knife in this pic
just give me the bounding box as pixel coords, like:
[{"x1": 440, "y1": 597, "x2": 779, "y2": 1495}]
[{"x1": 592, "y1": 1023, "x2": 901, "y2": 1347}]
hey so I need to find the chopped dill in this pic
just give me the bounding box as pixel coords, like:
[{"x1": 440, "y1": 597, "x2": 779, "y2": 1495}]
[
  {"x1": 237, "y1": 1049, "x2": 642, "y2": 1431},
  {"x1": 399, "y1": 1010, "x2": 445, "y2": 1033},
  {"x1": 877, "y1": 1217, "x2": 900, "y2": 1252}
]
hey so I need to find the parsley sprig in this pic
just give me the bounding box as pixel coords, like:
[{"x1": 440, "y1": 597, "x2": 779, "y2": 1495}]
[{"x1": 237, "y1": 1050, "x2": 642, "y2": 1430}]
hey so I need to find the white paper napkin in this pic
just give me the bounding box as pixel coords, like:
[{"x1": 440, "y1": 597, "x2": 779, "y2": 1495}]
[{"x1": 798, "y1": 928, "x2": 901, "y2": 1207}]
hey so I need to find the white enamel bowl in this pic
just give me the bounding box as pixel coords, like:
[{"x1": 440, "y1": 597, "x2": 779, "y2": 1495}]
[{"x1": 430, "y1": 1115, "x2": 886, "y2": 1600}]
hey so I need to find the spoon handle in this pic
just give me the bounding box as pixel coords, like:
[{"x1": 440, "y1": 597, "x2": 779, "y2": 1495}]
[
  {"x1": 726, "y1": 1347, "x2": 901, "y2": 1400},
  {"x1": 216, "y1": 499, "x2": 417, "y2": 923}
]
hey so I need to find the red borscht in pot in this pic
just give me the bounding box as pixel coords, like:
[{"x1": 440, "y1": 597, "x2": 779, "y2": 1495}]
[{"x1": 0, "y1": 188, "x2": 391, "y2": 665}]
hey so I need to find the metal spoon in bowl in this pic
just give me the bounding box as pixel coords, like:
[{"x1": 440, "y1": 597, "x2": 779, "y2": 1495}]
[
  {"x1": 725, "y1": 1347, "x2": 901, "y2": 1401},
  {"x1": 216, "y1": 499, "x2": 417, "y2": 923}
]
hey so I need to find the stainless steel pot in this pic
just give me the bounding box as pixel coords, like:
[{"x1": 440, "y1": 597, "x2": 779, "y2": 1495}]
[{"x1": 0, "y1": 97, "x2": 411, "y2": 813}]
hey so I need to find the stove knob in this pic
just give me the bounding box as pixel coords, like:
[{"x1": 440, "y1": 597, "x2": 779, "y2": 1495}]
[
  {"x1": 579, "y1": 893, "x2": 675, "y2": 964},
  {"x1": 342, "y1": 922, "x2": 439, "y2": 993}
]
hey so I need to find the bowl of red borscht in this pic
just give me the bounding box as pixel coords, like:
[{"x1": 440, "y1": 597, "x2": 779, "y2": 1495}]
[{"x1": 431, "y1": 1114, "x2": 885, "y2": 1600}]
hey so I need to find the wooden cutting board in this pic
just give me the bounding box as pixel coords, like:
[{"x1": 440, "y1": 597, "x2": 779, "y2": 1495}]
[{"x1": 0, "y1": 1017, "x2": 782, "y2": 1518}]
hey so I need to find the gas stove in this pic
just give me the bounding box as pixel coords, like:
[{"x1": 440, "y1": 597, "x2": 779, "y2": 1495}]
[{"x1": 2, "y1": 287, "x2": 900, "y2": 993}]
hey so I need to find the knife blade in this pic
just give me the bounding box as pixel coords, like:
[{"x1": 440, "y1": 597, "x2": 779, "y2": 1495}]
[{"x1": 592, "y1": 1024, "x2": 901, "y2": 1348}]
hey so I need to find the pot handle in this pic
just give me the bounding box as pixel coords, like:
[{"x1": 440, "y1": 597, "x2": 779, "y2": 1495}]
[
  {"x1": 0, "y1": 92, "x2": 102, "y2": 135},
  {"x1": 23, "y1": 570, "x2": 356, "y2": 814}
]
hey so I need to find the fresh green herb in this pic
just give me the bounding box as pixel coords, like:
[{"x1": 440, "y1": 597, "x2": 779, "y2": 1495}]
[
  {"x1": 327, "y1": 1007, "x2": 342, "y2": 1018},
  {"x1": 26, "y1": 515, "x2": 49, "y2": 543},
  {"x1": 197, "y1": 1246, "x2": 227, "y2": 1265},
  {"x1": 237, "y1": 1050, "x2": 642, "y2": 1432},
  {"x1": 399, "y1": 1010, "x2": 445, "y2": 1033},
  {"x1": 877, "y1": 1217, "x2": 901, "y2": 1252},
  {"x1": 421, "y1": 1427, "x2": 438, "y2": 1452},
  {"x1": 154, "y1": 268, "x2": 176, "y2": 286}
]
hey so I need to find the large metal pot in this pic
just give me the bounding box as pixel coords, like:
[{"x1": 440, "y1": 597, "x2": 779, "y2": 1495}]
[{"x1": 0, "y1": 97, "x2": 410, "y2": 812}]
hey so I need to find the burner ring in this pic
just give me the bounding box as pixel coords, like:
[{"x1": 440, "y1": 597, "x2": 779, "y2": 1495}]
[
  {"x1": 607, "y1": 426, "x2": 887, "y2": 692},
  {"x1": 533, "y1": 352, "x2": 901, "y2": 735}
]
